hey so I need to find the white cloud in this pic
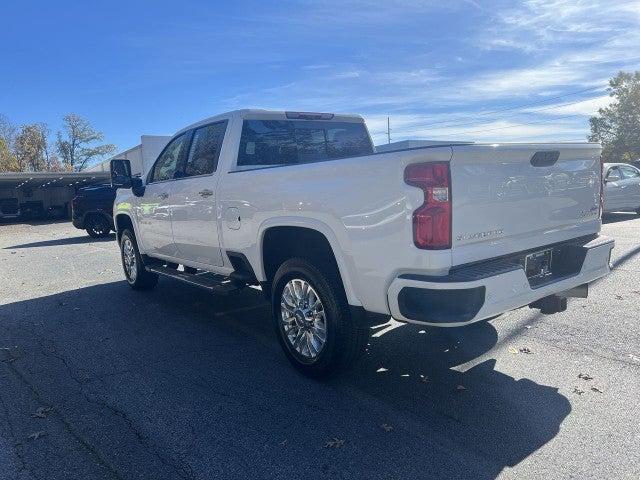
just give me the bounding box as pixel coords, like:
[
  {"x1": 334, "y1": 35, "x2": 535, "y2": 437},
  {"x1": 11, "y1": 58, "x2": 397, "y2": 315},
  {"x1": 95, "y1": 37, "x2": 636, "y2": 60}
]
[
  {"x1": 522, "y1": 95, "x2": 613, "y2": 116},
  {"x1": 220, "y1": 0, "x2": 638, "y2": 143},
  {"x1": 366, "y1": 116, "x2": 589, "y2": 144}
]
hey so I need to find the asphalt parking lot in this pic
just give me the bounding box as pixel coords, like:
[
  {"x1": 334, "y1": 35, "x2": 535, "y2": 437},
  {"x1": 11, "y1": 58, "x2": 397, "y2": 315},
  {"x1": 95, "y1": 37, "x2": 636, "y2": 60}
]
[{"x1": 1, "y1": 217, "x2": 639, "y2": 480}]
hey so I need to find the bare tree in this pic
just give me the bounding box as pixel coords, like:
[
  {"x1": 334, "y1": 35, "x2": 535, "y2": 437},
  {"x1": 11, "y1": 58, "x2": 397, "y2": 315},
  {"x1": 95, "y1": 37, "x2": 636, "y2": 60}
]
[{"x1": 56, "y1": 114, "x2": 116, "y2": 171}]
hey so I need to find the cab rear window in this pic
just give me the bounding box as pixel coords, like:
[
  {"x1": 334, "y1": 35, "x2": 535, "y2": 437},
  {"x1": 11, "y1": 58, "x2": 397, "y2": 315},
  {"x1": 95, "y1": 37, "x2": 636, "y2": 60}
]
[{"x1": 237, "y1": 120, "x2": 373, "y2": 168}]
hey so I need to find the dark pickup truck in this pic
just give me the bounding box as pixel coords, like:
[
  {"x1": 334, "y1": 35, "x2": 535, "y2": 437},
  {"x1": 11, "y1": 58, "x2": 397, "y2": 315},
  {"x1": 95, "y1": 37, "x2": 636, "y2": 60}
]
[{"x1": 71, "y1": 184, "x2": 116, "y2": 238}]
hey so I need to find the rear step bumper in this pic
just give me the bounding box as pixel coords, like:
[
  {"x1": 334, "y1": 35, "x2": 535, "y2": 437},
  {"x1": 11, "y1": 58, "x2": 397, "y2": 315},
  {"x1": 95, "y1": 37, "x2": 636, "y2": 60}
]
[{"x1": 387, "y1": 235, "x2": 614, "y2": 327}]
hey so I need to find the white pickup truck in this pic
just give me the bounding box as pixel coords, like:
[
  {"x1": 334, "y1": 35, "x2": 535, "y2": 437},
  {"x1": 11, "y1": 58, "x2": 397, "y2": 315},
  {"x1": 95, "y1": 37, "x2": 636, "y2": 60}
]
[{"x1": 110, "y1": 109, "x2": 614, "y2": 376}]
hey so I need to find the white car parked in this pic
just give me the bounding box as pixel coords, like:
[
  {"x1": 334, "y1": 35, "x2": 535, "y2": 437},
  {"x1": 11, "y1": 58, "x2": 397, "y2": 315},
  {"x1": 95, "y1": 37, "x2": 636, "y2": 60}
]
[
  {"x1": 109, "y1": 109, "x2": 614, "y2": 376},
  {"x1": 603, "y1": 163, "x2": 640, "y2": 214}
]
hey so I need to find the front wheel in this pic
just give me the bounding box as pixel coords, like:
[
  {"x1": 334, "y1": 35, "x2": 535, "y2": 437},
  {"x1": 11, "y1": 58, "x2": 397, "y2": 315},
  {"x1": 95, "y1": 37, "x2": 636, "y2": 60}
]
[
  {"x1": 120, "y1": 229, "x2": 158, "y2": 290},
  {"x1": 272, "y1": 258, "x2": 369, "y2": 378}
]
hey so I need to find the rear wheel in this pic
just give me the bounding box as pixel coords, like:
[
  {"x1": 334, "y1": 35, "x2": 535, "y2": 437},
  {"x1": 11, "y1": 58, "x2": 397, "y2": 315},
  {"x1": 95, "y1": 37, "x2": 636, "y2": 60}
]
[
  {"x1": 272, "y1": 257, "x2": 369, "y2": 378},
  {"x1": 86, "y1": 214, "x2": 111, "y2": 238},
  {"x1": 120, "y1": 229, "x2": 158, "y2": 290}
]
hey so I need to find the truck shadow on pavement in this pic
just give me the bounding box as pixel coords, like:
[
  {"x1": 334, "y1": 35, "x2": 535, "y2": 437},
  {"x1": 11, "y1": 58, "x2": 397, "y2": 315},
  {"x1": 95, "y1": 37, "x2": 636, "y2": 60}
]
[
  {"x1": 0, "y1": 278, "x2": 571, "y2": 480},
  {"x1": 4, "y1": 233, "x2": 116, "y2": 250}
]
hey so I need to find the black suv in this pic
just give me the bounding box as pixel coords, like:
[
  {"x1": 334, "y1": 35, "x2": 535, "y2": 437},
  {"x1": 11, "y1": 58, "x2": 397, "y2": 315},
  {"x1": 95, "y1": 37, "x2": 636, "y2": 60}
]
[{"x1": 71, "y1": 184, "x2": 116, "y2": 238}]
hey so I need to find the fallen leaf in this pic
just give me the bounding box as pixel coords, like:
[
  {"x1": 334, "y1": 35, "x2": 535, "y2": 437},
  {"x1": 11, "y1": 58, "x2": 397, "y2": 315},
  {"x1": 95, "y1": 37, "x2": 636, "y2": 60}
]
[
  {"x1": 31, "y1": 407, "x2": 54, "y2": 419},
  {"x1": 578, "y1": 373, "x2": 593, "y2": 381},
  {"x1": 324, "y1": 437, "x2": 345, "y2": 448},
  {"x1": 590, "y1": 387, "x2": 603, "y2": 394},
  {"x1": 381, "y1": 424, "x2": 393, "y2": 432},
  {"x1": 508, "y1": 346, "x2": 519, "y2": 354},
  {"x1": 573, "y1": 387, "x2": 585, "y2": 395},
  {"x1": 27, "y1": 431, "x2": 46, "y2": 440}
]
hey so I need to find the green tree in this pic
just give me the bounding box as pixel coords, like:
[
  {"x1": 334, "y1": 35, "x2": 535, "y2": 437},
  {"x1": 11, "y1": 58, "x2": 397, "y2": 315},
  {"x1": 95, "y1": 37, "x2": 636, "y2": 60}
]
[
  {"x1": 0, "y1": 137, "x2": 19, "y2": 172},
  {"x1": 589, "y1": 71, "x2": 640, "y2": 163},
  {"x1": 56, "y1": 114, "x2": 116, "y2": 171},
  {"x1": 15, "y1": 123, "x2": 49, "y2": 172}
]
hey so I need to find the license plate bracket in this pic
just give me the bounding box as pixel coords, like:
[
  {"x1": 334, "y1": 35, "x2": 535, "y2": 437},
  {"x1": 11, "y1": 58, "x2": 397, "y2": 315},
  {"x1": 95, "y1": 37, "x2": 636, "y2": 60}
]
[{"x1": 524, "y1": 248, "x2": 554, "y2": 281}]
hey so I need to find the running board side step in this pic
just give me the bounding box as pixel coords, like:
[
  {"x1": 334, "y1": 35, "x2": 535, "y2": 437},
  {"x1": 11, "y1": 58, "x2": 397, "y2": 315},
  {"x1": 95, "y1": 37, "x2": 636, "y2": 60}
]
[{"x1": 145, "y1": 265, "x2": 240, "y2": 295}]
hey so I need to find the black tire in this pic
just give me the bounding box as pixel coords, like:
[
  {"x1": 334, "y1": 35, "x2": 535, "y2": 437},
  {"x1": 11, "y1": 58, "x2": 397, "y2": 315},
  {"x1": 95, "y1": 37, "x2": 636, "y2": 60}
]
[
  {"x1": 120, "y1": 229, "x2": 158, "y2": 290},
  {"x1": 272, "y1": 257, "x2": 369, "y2": 378},
  {"x1": 86, "y1": 214, "x2": 112, "y2": 238}
]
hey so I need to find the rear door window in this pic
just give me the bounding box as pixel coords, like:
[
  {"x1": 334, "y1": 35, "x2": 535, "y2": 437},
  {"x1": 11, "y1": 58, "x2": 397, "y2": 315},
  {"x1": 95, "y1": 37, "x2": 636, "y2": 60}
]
[
  {"x1": 237, "y1": 120, "x2": 372, "y2": 168},
  {"x1": 184, "y1": 121, "x2": 228, "y2": 177},
  {"x1": 619, "y1": 165, "x2": 640, "y2": 179}
]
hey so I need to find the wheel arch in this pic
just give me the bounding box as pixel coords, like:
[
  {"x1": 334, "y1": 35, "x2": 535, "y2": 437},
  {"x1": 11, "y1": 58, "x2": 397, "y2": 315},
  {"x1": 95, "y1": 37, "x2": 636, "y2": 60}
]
[
  {"x1": 83, "y1": 210, "x2": 114, "y2": 226},
  {"x1": 256, "y1": 218, "x2": 361, "y2": 306},
  {"x1": 114, "y1": 213, "x2": 138, "y2": 244}
]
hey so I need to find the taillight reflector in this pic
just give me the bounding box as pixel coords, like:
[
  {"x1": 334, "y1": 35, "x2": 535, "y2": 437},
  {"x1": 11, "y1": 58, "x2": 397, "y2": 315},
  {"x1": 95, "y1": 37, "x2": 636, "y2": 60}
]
[{"x1": 404, "y1": 162, "x2": 451, "y2": 249}]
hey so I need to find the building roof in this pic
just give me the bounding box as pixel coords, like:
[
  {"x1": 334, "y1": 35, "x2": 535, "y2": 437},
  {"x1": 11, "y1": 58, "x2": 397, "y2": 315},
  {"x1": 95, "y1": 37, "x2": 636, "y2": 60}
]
[{"x1": 0, "y1": 172, "x2": 111, "y2": 188}]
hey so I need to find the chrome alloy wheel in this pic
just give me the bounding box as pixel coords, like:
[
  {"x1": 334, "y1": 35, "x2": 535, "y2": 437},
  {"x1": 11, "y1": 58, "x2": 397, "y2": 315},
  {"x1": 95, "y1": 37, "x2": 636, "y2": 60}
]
[
  {"x1": 280, "y1": 279, "x2": 327, "y2": 360},
  {"x1": 122, "y1": 237, "x2": 137, "y2": 282}
]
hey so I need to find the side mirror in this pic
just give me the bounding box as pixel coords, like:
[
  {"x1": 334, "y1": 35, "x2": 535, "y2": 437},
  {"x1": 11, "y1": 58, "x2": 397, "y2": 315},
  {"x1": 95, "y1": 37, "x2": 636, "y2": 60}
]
[
  {"x1": 110, "y1": 159, "x2": 132, "y2": 188},
  {"x1": 131, "y1": 176, "x2": 145, "y2": 197}
]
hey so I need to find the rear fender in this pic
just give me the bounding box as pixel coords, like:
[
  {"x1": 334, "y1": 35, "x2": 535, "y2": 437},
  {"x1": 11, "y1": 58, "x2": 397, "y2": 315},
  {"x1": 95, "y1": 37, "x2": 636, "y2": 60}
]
[{"x1": 255, "y1": 216, "x2": 361, "y2": 307}]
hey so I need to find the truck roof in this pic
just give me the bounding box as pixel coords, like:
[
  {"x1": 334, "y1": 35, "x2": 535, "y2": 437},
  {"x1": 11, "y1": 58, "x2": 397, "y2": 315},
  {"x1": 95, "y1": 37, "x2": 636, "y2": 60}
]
[{"x1": 176, "y1": 109, "x2": 365, "y2": 137}]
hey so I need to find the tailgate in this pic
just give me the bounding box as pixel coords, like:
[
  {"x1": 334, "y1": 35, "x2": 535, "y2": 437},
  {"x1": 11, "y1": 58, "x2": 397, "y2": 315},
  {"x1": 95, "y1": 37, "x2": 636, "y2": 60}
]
[{"x1": 449, "y1": 143, "x2": 602, "y2": 266}]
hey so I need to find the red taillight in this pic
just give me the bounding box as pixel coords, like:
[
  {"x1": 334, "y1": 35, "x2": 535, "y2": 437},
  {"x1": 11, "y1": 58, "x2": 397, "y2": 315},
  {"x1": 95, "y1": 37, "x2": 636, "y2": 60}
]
[{"x1": 404, "y1": 162, "x2": 451, "y2": 249}]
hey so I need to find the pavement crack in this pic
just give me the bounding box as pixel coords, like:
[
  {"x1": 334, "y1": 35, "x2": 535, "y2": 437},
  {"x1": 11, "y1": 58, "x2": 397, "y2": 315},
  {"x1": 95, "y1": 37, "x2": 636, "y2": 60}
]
[
  {"x1": 0, "y1": 386, "x2": 41, "y2": 480},
  {"x1": 34, "y1": 337, "x2": 195, "y2": 480},
  {"x1": 3, "y1": 356, "x2": 126, "y2": 480}
]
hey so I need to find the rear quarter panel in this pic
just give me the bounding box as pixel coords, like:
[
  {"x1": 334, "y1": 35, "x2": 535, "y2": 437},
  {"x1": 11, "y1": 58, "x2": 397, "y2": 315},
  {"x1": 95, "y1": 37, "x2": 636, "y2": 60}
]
[{"x1": 217, "y1": 147, "x2": 453, "y2": 313}]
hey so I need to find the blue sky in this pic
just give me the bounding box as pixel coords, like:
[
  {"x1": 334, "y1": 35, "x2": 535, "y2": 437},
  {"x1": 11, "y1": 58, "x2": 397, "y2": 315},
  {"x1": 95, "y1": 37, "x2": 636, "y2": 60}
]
[{"x1": 1, "y1": 0, "x2": 639, "y2": 156}]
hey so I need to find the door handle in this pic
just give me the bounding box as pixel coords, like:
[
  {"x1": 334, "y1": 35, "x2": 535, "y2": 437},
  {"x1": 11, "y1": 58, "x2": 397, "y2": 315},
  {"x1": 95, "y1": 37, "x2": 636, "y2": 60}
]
[
  {"x1": 158, "y1": 192, "x2": 169, "y2": 199},
  {"x1": 199, "y1": 189, "x2": 214, "y2": 197}
]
